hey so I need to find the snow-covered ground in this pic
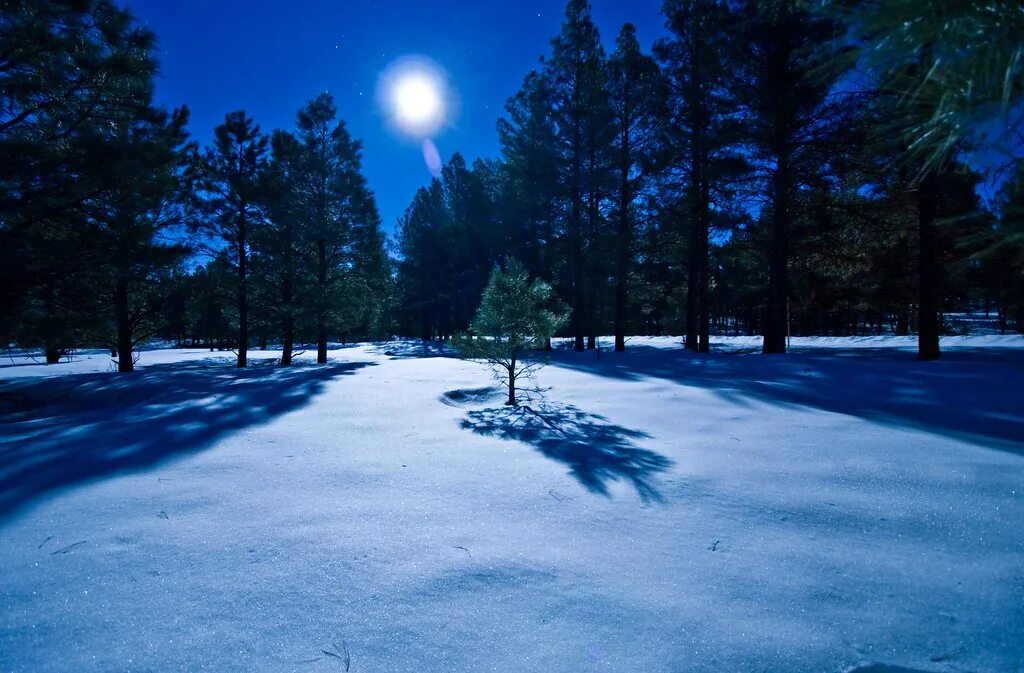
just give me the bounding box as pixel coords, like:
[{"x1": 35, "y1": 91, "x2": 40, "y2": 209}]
[{"x1": 1, "y1": 336, "x2": 1022, "y2": 672}]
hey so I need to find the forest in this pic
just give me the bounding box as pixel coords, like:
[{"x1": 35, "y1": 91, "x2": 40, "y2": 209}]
[
  {"x1": 2, "y1": 0, "x2": 1022, "y2": 371},
  {"x1": 2, "y1": 3, "x2": 1023, "y2": 671}
]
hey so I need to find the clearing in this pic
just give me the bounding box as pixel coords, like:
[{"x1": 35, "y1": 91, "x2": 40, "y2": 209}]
[{"x1": 1, "y1": 336, "x2": 1022, "y2": 672}]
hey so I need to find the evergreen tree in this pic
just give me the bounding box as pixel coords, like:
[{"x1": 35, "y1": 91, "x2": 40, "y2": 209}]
[
  {"x1": 607, "y1": 23, "x2": 661, "y2": 352},
  {"x1": 396, "y1": 180, "x2": 448, "y2": 340},
  {"x1": 85, "y1": 105, "x2": 193, "y2": 371},
  {"x1": 440, "y1": 154, "x2": 497, "y2": 334},
  {"x1": 841, "y1": 0, "x2": 1024, "y2": 358},
  {"x1": 733, "y1": 0, "x2": 849, "y2": 354},
  {"x1": 656, "y1": 0, "x2": 743, "y2": 353},
  {"x1": 986, "y1": 165, "x2": 1024, "y2": 332},
  {"x1": 546, "y1": 0, "x2": 614, "y2": 351},
  {"x1": 0, "y1": 0, "x2": 161, "y2": 351},
  {"x1": 839, "y1": 0, "x2": 1024, "y2": 178},
  {"x1": 292, "y1": 93, "x2": 384, "y2": 364},
  {"x1": 453, "y1": 259, "x2": 568, "y2": 406},
  {"x1": 259, "y1": 130, "x2": 304, "y2": 364},
  {"x1": 198, "y1": 111, "x2": 269, "y2": 367},
  {"x1": 497, "y1": 70, "x2": 561, "y2": 289}
]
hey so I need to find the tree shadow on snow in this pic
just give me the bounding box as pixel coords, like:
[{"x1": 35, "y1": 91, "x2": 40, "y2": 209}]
[
  {"x1": 369, "y1": 339, "x2": 454, "y2": 359},
  {"x1": 0, "y1": 360, "x2": 372, "y2": 520},
  {"x1": 844, "y1": 666, "x2": 933, "y2": 673},
  {"x1": 549, "y1": 345, "x2": 1024, "y2": 453},
  {"x1": 460, "y1": 402, "x2": 672, "y2": 502}
]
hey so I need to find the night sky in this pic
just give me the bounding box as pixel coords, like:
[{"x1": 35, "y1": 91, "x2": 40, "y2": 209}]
[{"x1": 126, "y1": 0, "x2": 668, "y2": 236}]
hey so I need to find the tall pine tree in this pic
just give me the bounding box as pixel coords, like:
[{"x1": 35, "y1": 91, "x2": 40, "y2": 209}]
[
  {"x1": 733, "y1": 0, "x2": 848, "y2": 354},
  {"x1": 198, "y1": 111, "x2": 269, "y2": 367},
  {"x1": 607, "y1": 23, "x2": 661, "y2": 352},
  {"x1": 656, "y1": 0, "x2": 743, "y2": 353},
  {"x1": 546, "y1": 0, "x2": 614, "y2": 351}
]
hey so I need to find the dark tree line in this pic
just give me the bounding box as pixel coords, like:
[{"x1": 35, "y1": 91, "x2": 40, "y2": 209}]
[
  {"x1": 3, "y1": 0, "x2": 1022, "y2": 369},
  {"x1": 1, "y1": 1, "x2": 388, "y2": 370},
  {"x1": 394, "y1": 0, "x2": 1024, "y2": 359}
]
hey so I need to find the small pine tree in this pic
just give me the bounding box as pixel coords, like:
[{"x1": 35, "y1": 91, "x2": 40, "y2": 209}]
[{"x1": 453, "y1": 259, "x2": 568, "y2": 406}]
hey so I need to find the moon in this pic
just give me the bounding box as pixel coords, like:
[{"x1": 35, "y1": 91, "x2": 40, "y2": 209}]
[
  {"x1": 395, "y1": 74, "x2": 442, "y2": 127},
  {"x1": 378, "y1": 56, "x2": 451, "y2": 138}
]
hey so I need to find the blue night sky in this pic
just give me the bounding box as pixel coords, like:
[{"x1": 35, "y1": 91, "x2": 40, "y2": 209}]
[{"x1": 126, "y1": 1, "x2": 668, "y2": 238}]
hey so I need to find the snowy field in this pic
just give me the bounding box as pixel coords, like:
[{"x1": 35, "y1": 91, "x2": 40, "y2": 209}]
[{"x1": 1, "y1": 336, "x2": 1022, "y2": 673}]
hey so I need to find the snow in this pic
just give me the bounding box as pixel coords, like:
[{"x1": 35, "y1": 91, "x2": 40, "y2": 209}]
[{"x1": 1, "y1": 336, "x2": 1022, "y2": 672}]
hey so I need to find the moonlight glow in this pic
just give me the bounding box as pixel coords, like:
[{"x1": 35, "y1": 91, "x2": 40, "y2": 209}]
[
  {"x1": 378, "y1": 55, "x2": 452, "y2": 138},
  {"x1": 395, "y1": 75, "x2": 441, "y2": 127}
]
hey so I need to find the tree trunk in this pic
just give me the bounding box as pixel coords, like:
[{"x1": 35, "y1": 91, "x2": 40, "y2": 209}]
[
  {"x1": 236, "y1": 236, "x2": 248, "y2": 368},
  {"x1": 685, "y1": 183, "x2": 701, "y2": 352},
  {"x1": 114, "y1": 273, "x2": 134, "y2": 373},
  {"x1": 763, "y1": 154, "x2": 790, "y2": 354},
  {"x1": 317, "y1": 237, "x2": 328, "y2": 364},
  {"x1": 571, "y1": 223, "x2": 585, "y2": 353},
  {"x1": 280, "y1": 228, "x2": 295, "y2": 366},
  {"x1": 43, "y1": 282, "x2": 61, "y2": 364},
  {"x1": 895, "y1": 305, "x2": 910, "y2": 336},
  {"x1": 614, "y1": 183, "x2": 629, "y2": 353},
  {"x1": 317, "y1": 326, "x2": 328, "y2": 364},
  {"x1": 697, "y1": 173, "x2": 711, "y2": 353},
  {"x1": 506, "y1": 358, "x2": 516, "y2": 406},
  {"x1": 684, "y1": 233, "x2": 699, "y2": 350},
  {"x1": 917, "y1": 172, "x2": 941, "y2": 360},
  {"x1": 571, "y1": 121, "x2": 585, "y2": 353},
  {"x1": 281, "y1": 325, "x2": 294, "y2": 366}
]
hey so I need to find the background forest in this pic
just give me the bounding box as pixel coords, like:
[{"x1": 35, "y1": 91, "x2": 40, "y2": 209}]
[{"x1": 2, "y1": 0, "x2": 1022, "y2": 371}]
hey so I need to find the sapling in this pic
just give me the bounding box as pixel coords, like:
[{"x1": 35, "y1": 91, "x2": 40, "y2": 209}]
[{"x1": 452, "y1": 259, "x2": 568, "y2": 406}]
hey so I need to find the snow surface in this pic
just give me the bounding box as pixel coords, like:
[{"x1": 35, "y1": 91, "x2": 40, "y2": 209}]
[{"x1": 1, "y1": 336, "x2": 1022, "y2": 672}]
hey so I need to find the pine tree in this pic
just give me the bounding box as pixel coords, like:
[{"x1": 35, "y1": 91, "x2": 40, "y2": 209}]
[
  {"x1": 440, "y1": 153, "x2": 499, "y2": 334},
  {"x1": 198, "y1": 111, "x2": 269, "y2": 367},
  {"x1": 396, "y1": 180, "x2": 447, "y2": 340},
  {"x1": 85, "y1": 105, "x2": 193, "y2": 371},
  {"x1": 839, "y1": 0, "x2": 1024, "y2": 178},
  {"x1": 453, "y1": 259, "x2": 568, "y2": 406},
  {"x1": 0, "y1": 0, "x2": 161, "y2": 350},
  {"x1": 546, "y1": 0, "x2": 614, "y2": 351},
  {"x1": 292, "y1": 93, "x2": 384, "y2": 364},
  {"x1": 607, "y1": 23, "x2": 661, "y2": 352},
  {"x1": 987, "y1": 166, "x2": 1024, "y2": 332},
  {"x1": 733, "y1": 0, "x2": 848, "y2": 354},
  {"x1": 656, "y1": 0, "x2": 744, "y2": 353},
  {"x1": 497, "y1": 70, "x2": 561, "y2": 288},
  {"x1": 258, "y1": 130, "x2": 304, "y2": 364},
  {"x1": 841, "y1": 0, "x2": 1024, "y2": 358}
]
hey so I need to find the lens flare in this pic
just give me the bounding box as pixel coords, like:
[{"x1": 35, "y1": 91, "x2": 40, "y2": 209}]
[
  {"x1": 422, "y1": 138, "x2": 442, "y2": 177},
  {"x1": 377, "y1": 55, "x2": 453, "y2": 138}
]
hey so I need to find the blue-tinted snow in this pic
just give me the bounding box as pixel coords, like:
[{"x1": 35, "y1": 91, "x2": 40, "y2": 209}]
[{"x1": 0, "y1": 335, "x2": 1021, "y2": 672}]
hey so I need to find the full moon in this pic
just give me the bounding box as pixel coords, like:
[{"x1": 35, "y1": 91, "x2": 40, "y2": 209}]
[
  {"x1": 378, "y1": 55, "x2": 451, "y2": 138},
  {"x1": 395, "y1": 75, "x2": 441, "y2": 127}
]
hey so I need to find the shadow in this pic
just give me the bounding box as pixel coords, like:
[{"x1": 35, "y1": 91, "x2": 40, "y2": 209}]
[
  {"x1": 0, "y1": 360, "x2": 372, "y2": 520},
  {"x1": 550, "y1": 344, "x2": 1024, "y2": 452},
  {"x1": 0, "y1": 361, "x2": 40, "y2": 370},
  {"x1": 440, "y1": 386, "x2": 504, "y2": 407},
  {"x1": 460, "y1": 402, "x2": 671, "y2": 502},
  {"x1": 369, "y1": 339, "x2": 453, "y2": 359},
  {"x1": 844, "y1": 666, "x2": 933, "y2": 673}
]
